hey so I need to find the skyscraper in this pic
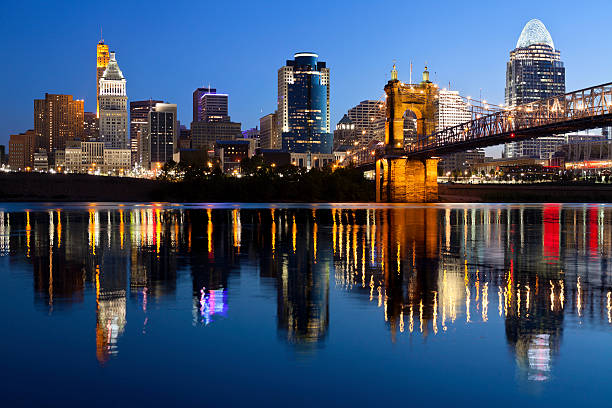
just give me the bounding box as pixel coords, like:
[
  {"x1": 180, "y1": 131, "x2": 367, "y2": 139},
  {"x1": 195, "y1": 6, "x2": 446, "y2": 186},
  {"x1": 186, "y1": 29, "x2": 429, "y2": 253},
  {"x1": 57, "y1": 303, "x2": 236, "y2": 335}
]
[
  {"x1": 193, "y1": 87, "x2": 229, "y2": 122},
  {"x1": 147, "y1": 103, "x2": 177, "y2": 168},
  {"x1": 34, "y1": 93, "x2": 84, "y2": 154},
  {"x1": 130, "y1": 100, "x2": 163, "y2": 166},
  {"x1": 504, "y1": 19, "x2": 566, "y2": 159},
  {"x1": 436, "y1": 90, "x2": 483, "y2": 173},
  {"x1": 96, "y1": 39, "x2": 110, "y2": 118},
  {"x1": 346, "y1": 100, "x2": 386, "y2": 146},
  {"x1": 259, "y1": 112, "x2": 280, "y2": 149},
  {"x1": 278, "y1": 53, "x2": 332, "y2": 154},
  {"x1": 190, "y1": 87, "x2": 241, "y2": 151},
  {"x1": 99, "y1": 52, "x2": 128, "y2": 149}
]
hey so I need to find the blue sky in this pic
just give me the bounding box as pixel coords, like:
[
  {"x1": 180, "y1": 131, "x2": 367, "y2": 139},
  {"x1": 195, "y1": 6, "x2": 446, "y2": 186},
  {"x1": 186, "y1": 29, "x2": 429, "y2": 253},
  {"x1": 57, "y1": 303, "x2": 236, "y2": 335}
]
[{"x1": 1, "y1": 0, "x2": 610, "y2": 156}]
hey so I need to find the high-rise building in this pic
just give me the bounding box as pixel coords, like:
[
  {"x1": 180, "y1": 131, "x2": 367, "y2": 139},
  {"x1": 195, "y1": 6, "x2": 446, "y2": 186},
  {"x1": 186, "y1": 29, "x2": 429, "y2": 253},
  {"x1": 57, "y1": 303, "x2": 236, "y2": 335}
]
[
  {"x1": 190, "y1": 121, "x2": 242, "y2": 151},
  {"x1": 504, "y1": 19, "x2": 566, "y2": 159},
  {"x1": 99, "y1": 52, "x2": 128, "y2": 149},
  {"x1": 96, "y1": 39, "x2": 110, "y2": 118},
  {"x1": 333, "y1": 114, "x2": 357, "y2": 150},
  {"x1": 0, "y1": 145, "x2": 6, "y2": 166},
  {"x1": 83, "y1": 111, "x2": 99, "y2": 140},
  {"x1": 193, "y1": 87, "x2": 229, "y2": 123},
  {"x1": 278, "y1": 53, "x2": 332, "y2": 154},
  {"x1": 436, "y1": 90, "x2": 484, "y2": 172},
  {"x1": 190, "y1": 87, "x2": 240, "y2": 151},
  {"x1": 130, "y1": 100, "x2": 163, "y2": 166},
  {"x1": 347, "y1": 100, "x2": 386, "y2": 146},
  {"x1": 147, "y1": 103, "x2": 177, "y2": 168},
  {"x1": 8, "y1": 130, "x2": 37, "y2": 170},
  {"x1": 259, "y1": 112, "x2": 280, "y2": 149},
  {"x1": 34, "y1": 93, "x2": 84, "y2": 154}
]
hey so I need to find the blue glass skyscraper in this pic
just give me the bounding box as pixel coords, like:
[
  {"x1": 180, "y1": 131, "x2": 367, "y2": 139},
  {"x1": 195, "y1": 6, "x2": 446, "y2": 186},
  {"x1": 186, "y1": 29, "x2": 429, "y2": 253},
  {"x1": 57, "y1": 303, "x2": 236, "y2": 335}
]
[{"x1": 278, "y1": 53, "x2": 332, "y2": 154}]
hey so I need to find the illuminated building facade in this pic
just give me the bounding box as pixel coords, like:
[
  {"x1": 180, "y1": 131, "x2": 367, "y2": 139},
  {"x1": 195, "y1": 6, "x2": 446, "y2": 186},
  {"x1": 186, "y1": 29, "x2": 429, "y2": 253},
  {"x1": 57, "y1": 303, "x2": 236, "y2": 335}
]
[
  {"x1": 259, "y1": 112, "x2": 280, "y2": 149},
  {"x1": 504, "y1": 19, "x2": 566, "y2": 159},
  {"x1": 193, "y1": 87, "x2": 229, "y2": 123},
  {"x1": 278, "y1": 53, "x2": 332, "y2": 154},
  {"x1": 99, "y1": 52, "x2": 128, "y2": 149},
  {"x1": 347, "y1": 100, "x2": 386, "y2": 146},
  {"x1": 96, "y1": 39, "x2": 110, "y2": 118},
  {"x1": 34, "y1": 93, "x2": 84, "y2": 155},
  {"x1": 147, "y1": 103, "x2": 177, "y2": 168},
  {"x1": 130, "y1": 100, "x2": 163, "y2": 167},
  {"x1": 333, "y1": 114, "x2": 356, "y2": 150},
  {"x1": 436, "y1": 90, "x2": 484, "y2": 173},
  {"x1": 8, "y1": 130, "x2": 37, "y2": 170},
  {"x1": 83, "y1": 111, "x2": 99, "y2": 140}
]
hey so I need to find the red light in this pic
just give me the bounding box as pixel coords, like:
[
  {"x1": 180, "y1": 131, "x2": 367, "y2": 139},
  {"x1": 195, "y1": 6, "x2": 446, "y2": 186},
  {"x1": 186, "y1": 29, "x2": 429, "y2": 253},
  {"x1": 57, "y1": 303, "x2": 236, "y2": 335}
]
[{"x1": 510, "y1": 133, "x2": 515, "y2": 138}]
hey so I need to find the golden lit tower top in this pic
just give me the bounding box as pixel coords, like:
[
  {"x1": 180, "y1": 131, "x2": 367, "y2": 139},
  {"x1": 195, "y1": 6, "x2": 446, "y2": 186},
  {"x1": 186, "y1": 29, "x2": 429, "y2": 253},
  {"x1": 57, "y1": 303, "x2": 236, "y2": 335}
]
[{"x1": 96, "y1": 37, "x2": 110, "y2": 118}]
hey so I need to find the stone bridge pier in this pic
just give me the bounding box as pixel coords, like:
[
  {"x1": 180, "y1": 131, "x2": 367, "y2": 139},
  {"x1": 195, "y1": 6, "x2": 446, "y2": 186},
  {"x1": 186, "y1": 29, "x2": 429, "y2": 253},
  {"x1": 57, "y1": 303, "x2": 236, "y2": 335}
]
[
  {"x1": 376, "y1": 65, "x2": 440, "y2": 203},
  {"x1": 375, "y1": 157, "x2": 438, "y2": 202}
]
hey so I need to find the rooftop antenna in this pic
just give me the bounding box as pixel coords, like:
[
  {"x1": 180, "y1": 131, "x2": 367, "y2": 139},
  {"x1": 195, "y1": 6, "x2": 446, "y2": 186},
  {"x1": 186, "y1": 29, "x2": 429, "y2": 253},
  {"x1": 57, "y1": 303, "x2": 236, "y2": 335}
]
[
  {"x1": 410, "y1": 61, "x2": 413, "y2": 84},
  {"x1": 100, "y1": 27, "x2": 103, "y2": 42}
]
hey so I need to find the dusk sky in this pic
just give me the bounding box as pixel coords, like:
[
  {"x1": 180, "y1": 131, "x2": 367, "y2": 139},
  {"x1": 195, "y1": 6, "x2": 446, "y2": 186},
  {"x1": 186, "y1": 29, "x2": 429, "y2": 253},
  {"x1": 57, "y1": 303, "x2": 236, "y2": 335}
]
[{"x1": 2, "y1": 0, "x2": 611, "y2": 155}]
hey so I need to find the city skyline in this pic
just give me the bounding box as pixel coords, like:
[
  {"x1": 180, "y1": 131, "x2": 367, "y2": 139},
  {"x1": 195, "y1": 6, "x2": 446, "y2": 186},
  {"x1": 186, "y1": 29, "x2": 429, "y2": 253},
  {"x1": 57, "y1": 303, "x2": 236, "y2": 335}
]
[{"x1": 2, "y1": 0, "x2": 612, "y2": 158}]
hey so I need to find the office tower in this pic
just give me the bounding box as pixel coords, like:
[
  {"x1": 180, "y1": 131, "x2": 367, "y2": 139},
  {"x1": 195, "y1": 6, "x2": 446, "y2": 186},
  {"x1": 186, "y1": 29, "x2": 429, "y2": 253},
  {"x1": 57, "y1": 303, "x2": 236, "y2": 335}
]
[
  {"x1": 34, "y1": 94, "x2": 84, "y2": 154},
  {"x1": 99, "y1": 52, "x2": 128, "y2": 149},
  {"x1": 436, "y1": 90, "x2": 471, "y2": 131},
  {"x1": 8, "y1": 130, "x2": 37, "y2": 170},
  {"x1": 130, "y1": 100, "x2": 163, "y2": 166},
  {"x1": 193, "y1": 87, "x2": 229, "y2": 122},
  {"x1": 96, "y1": 39, "x2": 110, "y2": 118},
  {"x1": 147, "y1": 103, "x2": 177, "y2": 168},
  {"x1": 347, "y1": 100, "x2": 386, "y2": 146},
  {"x1": 190, "y1": 87, "x2": 241, "y2": 151},
  {"x1": 83, "y1": 112, "x2": 99, "y2": 140},
  {"x1": 259, "y1": 112, "x2": 280, "y2": 149},
  {"x1": 241, "y1": 127, "x2": 260, "y2": 149},
  {"x1": 190, "y1": 121, "x2": 242, "y2": 151},
  {"x1": 278, "y1": 53, "x2": 332, "y2": 154},
  {"x1": 333, "y1": 114, "x2": 357, "y2": 150},
  {"x1": 0, "y1": 145, "x2": 6, "y2": 165},
  {"x1": 504, "y1": 19, "x2": 566, "y2": 159}
]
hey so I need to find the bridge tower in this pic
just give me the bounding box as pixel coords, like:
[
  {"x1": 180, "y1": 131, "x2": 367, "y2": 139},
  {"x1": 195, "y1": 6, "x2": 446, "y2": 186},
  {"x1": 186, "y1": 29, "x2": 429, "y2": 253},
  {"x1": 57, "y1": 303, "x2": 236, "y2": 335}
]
[{"x1": 376, "y1": 65, "x2": 440, "y2": 202}]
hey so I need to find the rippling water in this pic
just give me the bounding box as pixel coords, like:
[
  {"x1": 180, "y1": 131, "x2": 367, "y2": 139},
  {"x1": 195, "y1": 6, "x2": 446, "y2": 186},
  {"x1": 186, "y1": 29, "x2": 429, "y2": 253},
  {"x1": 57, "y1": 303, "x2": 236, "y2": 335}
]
[{"x1": 1, "y1": 203, "x2": 611, "y2": 406}]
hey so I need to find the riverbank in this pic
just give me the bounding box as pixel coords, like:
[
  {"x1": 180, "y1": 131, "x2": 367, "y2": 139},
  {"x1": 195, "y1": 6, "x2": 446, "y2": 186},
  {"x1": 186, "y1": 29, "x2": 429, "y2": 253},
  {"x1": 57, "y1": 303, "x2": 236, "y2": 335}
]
[
  {"x1": 0, "y1": 170, "x2": 375, "y2": 202},
  {"x1": 0, "y1": 173, "x2": 166, "y2": 202},
  {"x1": 439, "y1": 183, "x2": 612, "y2": 202}
]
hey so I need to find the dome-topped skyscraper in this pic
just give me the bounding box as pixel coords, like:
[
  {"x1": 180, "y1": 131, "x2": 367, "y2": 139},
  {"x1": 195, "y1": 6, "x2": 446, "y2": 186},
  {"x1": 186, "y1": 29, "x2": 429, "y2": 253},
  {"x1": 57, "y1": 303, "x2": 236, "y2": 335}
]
[
  {"x1": 504, "y1": 19, "x2": 566, "y2": 159},
  {"x1": 515, "y1": 19, "x2": 555, "y2": 49}
]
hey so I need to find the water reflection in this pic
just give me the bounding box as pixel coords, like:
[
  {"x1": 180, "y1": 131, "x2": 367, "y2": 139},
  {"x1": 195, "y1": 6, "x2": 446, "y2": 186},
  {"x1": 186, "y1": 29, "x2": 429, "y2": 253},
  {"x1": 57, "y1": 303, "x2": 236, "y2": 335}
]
[{"x1": 1, "y1": 204, "x2": 611, "y2": 380}]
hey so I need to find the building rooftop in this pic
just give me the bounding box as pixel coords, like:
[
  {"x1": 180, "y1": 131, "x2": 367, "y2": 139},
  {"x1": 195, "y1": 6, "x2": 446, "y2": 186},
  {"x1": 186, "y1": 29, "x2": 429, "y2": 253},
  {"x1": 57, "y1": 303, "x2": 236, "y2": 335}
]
[
  {"x1": 102, "y1": 52, "x2": 124, "y2": 80},
  {"x1": 516, "y1": 19, "x2": 555, "y2": 49}
]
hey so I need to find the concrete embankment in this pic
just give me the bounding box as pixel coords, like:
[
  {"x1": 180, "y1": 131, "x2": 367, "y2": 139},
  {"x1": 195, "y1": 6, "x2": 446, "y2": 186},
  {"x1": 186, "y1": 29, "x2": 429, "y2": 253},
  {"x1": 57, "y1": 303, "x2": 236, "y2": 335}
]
[
  {"x1": 0, "y1": 173, "x2": 166, "y2": 202},
  {"x1": 439, "y1": 183, "x2": 612, "y2": 203}
]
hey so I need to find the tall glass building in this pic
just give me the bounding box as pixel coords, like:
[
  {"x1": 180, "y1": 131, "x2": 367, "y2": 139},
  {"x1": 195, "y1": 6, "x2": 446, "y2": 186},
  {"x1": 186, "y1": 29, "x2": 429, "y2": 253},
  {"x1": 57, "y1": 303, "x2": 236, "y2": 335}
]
[
  {"x1": 278, "y1": 53, "x2": 332, "y2": 154},
  {"x1": 504, "y1": 19, "x2": 566, "y2": 159}
]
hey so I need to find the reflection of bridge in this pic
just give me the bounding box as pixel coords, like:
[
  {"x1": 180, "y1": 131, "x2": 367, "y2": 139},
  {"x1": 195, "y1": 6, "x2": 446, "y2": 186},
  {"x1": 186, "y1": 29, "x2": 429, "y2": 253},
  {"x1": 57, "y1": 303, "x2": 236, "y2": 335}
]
[{"x1": 373, "y1": 66, "x2": 612, "y2": 202}]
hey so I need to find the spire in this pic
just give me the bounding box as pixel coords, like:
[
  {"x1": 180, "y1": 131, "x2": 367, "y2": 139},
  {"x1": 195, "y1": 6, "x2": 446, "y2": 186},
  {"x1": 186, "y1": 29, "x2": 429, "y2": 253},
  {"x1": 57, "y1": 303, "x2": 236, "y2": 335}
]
[
  {"x1": 422, "y1": 65, "x2": 431, "y2": 83},
  {"x1": 102, "y1": 52, "x2": 124, "y2": 80},
  {"x1": 391, "y1": 62, "x2": 398, "y2": 81},
  {"x1": 99, "y1": 27, "x2": 104, "y2": 45}
]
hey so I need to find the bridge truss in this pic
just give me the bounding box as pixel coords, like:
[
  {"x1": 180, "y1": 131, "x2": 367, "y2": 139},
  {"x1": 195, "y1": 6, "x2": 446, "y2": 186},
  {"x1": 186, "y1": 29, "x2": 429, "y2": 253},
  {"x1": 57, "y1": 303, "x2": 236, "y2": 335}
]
[{"x1": 407, "y1": 82, "x2": 612, "y2": 158}]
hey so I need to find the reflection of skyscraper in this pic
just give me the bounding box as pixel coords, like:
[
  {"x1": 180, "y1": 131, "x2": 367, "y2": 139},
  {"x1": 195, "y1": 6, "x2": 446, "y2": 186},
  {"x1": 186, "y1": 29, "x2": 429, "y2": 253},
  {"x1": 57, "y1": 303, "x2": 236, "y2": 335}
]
[
  {"x1": 276, "y1": 212, "x2": 330, "y2": 346},
  {"x1": 504, "y1": 19, "x2": 566, "y2": 159}
]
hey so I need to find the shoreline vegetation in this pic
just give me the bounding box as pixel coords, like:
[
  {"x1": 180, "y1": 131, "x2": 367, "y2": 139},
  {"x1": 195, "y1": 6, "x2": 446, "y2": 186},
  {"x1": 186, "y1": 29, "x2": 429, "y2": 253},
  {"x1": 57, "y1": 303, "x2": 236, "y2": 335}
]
[
  {"x1": 155, "y1": 159, "x2": 375, "y2": 202},
  {"x1": 2, "y1": 164, "x2": 612, "y2": 202}
]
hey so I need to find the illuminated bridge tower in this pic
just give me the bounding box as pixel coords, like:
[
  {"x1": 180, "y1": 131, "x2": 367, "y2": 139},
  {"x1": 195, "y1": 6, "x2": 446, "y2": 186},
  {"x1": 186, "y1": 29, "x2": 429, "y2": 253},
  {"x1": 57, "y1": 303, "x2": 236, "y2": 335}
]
[{"x1": 376, "y1": 66, "x2": 440, "y2": 202}]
